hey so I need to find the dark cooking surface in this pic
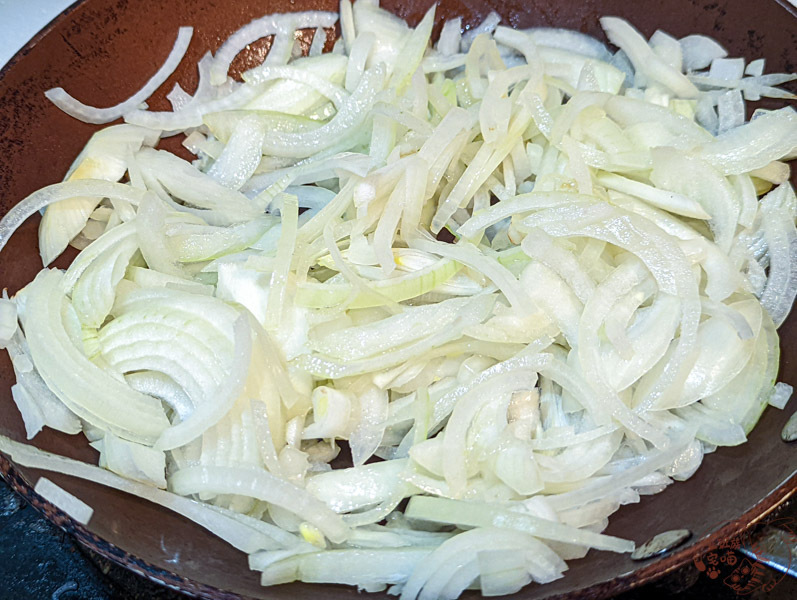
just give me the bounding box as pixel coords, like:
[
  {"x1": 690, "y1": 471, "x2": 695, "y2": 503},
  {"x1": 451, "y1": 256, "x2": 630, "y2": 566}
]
[
  {"x1": 2, "y1": 479, "x2": 796, "y2": 599},
  {"x1": 0, "y1": 0, "x2": 796, "y2": 599}
]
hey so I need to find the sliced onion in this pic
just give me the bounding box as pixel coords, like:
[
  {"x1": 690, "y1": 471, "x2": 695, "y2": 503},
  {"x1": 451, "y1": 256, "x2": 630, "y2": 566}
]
[
  {"x1": 170, "y1": 465, "x2": 349, "y2": 543},
  {"x1": 0, "y1": 435, "x2": 286, "y2": 553},
  {"x1": 24, "y1": 269, "x2": 169, "y2": 445},
  {"x1": 769, "y1": 382, "x2": 793, "y2": 410},
  {"x1": 209, "y1": 12, "x2": 337, "y2": 85},
  {"x1": 599, "y1": 17, "x2": 698, "y2": 98},
  {"x1": 405, "y1": 496, "x2": 633, "y2": 552},
  {"x1": 34, "y1": 477, "x2": 94, "y2": 525},
  {"x1": 680, "y1": 34, "x2": 727, "y2": 71},
  {"x1": 45, "y1": 28, "x2": 193, "y2": 124}
]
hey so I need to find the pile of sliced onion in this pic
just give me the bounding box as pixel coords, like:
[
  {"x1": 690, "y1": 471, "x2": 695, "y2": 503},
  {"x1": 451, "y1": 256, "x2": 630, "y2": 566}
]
[{"x1": 0, "y1": 2, "x2": 795, "y2": 598}]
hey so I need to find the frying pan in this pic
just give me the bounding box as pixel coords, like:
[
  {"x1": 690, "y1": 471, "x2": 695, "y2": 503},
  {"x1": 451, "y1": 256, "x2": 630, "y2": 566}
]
[{"x1": 0, "y1": 0, "x2": 795, "y2": 598}]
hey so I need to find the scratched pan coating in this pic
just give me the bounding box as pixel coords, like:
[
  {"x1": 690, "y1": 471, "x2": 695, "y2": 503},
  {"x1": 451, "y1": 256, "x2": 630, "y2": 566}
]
[{"x1": 0, "y1": 0, "x2": 795, "y2": 598}]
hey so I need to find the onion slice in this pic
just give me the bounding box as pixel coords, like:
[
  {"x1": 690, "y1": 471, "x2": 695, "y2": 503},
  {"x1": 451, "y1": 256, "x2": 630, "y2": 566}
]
[{"x1": 45, "y1": 28, "x2": 193, "y2": 124}]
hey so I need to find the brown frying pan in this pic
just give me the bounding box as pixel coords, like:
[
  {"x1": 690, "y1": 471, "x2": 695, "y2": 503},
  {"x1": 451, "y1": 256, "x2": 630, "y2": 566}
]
[{"x1": 0, "y1": 0, "x2": 795, "y2": 598}]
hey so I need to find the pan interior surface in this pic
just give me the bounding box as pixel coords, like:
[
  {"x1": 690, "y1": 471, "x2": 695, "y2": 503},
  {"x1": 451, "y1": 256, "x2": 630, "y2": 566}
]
[{"x1": 0, "y1": 0, "x2": 795, "y2": 599}]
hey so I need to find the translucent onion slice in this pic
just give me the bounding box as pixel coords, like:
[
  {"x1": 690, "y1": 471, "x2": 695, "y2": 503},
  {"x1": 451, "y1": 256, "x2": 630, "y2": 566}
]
[
  {"x1": 257, "y1": 547, "x2": 433, "y2": 588},
  {"x1": 0, "y1": 435, "x2": 284, "y2": 553},
  {"x1": 209, "y1": 12, "x2": 337, "y2": 85},
  {"x1": 0, "y1": 180, "x2": 146, "y2": 260},
  {"x1": 599, "y1": 17, "x2": 698, "y2": 98},
  {"x1": 34, "y1": 477, "x2": 94, "y2": 525},
  {"x1": 405, "y1": 496, "x2": 633, "y2": 552},
  {"x1": 400, "y1": 528, "x2": 566, "y2": 600},
  {"x1": 24, "y1": 269, "x2": 169, "y2": 445},
  {"x1": 169, "y1": 465, "x2": 349, "y2": 543},
  {"x1": 154, "y1": 316, "x2": 249, "y2": 451},
  {"x1": 45, "y1": 28, "x2": 193, "y2": 124}
]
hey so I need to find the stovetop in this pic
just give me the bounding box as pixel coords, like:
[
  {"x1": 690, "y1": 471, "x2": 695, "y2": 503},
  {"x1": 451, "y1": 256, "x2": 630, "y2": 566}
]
[{"x1": 1, "y1": 479, "x2": 795, "y2": 600}]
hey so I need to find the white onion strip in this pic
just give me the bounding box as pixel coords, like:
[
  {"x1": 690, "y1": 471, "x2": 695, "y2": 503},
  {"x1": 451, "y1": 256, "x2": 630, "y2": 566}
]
[
  {"x1": 0, "y1": 435, "x2": 286, "y2": 553},
  {"x1": 45, "y1": 28, "x2": 193, "y2": 124},
  {"x1": 209, "y1": 12, "x2": 337, "y2": 85},
  {"x1": 170, "y1": 465, "x2": 349, "y2": 543},
  {"x1": 0, "y1": 180, "x2": 145, "y2": 258},
  {"x1": 34, "y1": 477, "x2": 94, "y2": 525}
]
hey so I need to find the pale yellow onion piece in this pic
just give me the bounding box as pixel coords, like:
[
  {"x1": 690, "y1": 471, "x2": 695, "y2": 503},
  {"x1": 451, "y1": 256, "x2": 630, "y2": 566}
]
[
  {"x1": 34, "y1": 477, "x2": 94, "y2": 525},
  {"x1": 39, "y1": 125, "x2": 159, "y2": 266},
  {"x1": 169, "y1": 465, "x2": 349, "y2": 543},
  {"x1": 0, "y1": 435, "x2": 286, "y2": 553},
  {"x1": 0, "y1": 180, "x2": 146, "y2": 265},
  {"x1": 96, "y1": 432, "x2": 167, "y2": 488},
  {"x1": 599, "y1": 17, "x2": 699, "y2": 98},
  {"x1": 0, "y1": 297, "x2": 17, "y2": 347},
  {"x1": 155, "y1": 315, "x2": 250, "y2": 451},
  {"x1": 24, "y1": 269, "x2": 169, "y2": 445},
  {"x1": 405, "y1": 496, "x2": 633, "y2": 553}
]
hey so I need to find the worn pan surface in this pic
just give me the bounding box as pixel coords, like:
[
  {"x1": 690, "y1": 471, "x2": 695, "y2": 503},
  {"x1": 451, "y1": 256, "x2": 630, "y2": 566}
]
[{"x1": 0, "y1": 0, "x2": 795, "y2": 598}]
